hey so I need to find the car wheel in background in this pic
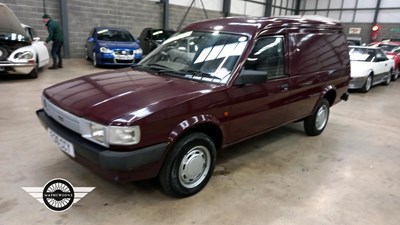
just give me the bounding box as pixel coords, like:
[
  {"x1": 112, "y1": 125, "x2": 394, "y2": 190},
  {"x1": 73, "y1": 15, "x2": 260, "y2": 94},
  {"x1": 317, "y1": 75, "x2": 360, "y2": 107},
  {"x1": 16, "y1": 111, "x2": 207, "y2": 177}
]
[
  {"x1": 361, "y1": 75, "x2": 373, "y2": 93},
  {"x1": 28, "y1": 57, "x2": 39, "y2": 79},
  {"x1": 393, "y1": 67, "x2": 399, "y2": 81},
  {"x1": 92, "y1": 52, "x2": 98, "y2": 67},
  {"x1": 304, "y1": 99, "x2": 330, "y2": 136},
  {"x1": 85, "y1": 48, "x2": 90, "y2": 61},
  {"x1": 383, "y1": 70, "x2": 391, "y2": 86},
  {"x1": 159, "y1": 132, "x2": 216, "y2": 197}
]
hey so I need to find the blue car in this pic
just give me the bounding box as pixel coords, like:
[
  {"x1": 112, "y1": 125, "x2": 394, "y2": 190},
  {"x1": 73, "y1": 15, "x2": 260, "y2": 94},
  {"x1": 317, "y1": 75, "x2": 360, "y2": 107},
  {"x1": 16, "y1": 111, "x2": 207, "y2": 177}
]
[{"x1": 85, "y1": 27, "x2": 143, "y2": 67}]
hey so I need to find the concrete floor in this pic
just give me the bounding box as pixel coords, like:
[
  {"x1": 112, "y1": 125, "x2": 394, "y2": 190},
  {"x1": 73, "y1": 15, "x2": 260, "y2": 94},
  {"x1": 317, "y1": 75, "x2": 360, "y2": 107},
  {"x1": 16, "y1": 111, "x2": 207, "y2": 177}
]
[{"x1": 1, "y1": 59, "x2": 400, "y2": 225}]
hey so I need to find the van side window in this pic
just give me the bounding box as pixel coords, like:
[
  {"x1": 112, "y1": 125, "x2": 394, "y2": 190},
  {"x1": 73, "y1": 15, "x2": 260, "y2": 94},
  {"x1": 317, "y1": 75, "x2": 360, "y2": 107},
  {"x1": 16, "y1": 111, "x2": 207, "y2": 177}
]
[{"x1": 243, "y1": 36, "x2": 285, "y2": 80}]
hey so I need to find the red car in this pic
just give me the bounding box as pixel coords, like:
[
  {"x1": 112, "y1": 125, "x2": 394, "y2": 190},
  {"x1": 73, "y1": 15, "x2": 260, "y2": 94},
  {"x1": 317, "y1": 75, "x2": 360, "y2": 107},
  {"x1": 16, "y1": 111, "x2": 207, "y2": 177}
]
[
  {"x1": 370, "y1": 41, "x2": 400, "y2": 81},
  {"x1": 37, "y1": 16, "x2": 350, "y2": 197}
]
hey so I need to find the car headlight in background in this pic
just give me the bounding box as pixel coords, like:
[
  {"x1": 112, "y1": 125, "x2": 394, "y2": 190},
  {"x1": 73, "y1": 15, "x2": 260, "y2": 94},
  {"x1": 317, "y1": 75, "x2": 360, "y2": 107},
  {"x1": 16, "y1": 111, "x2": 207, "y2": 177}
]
[
  {"x1": 14, "y1": 51, "x2": 34, "y2": 60},
  {"x1": 99, "y1": 47, "x2": 113, "y2": 53},
  {"x1": 109, "y1": 126, "x2": 140, "y2": 145},
  {"x1": 133, "y1": 48, "x2": 143, "y2": 55}
]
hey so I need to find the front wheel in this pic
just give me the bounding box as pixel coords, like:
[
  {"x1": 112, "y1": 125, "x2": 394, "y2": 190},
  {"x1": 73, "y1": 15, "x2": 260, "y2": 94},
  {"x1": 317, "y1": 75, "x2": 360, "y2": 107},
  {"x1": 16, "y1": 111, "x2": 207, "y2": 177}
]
[
  {"x1": 360, "y1": 75, "x2": 372, "y2": 93},
  {"x1": 28, "y1": 57, "x2": 39, "y2": 79},
  {"x1": 159, "y1": 132, "x2": 216, "y2": 197},
  {"x1": 392, "y1": 68, "x2": 399, "y2": 81},
  {"x1": 383, "y1": 70, "x2": 391, "y2": 86},
  {"x1": 304, "y1": 99, "x2": 330, "y2": 136},
  {"x1": 92, "y1": 52, "x2": 98, "y2": 67}
]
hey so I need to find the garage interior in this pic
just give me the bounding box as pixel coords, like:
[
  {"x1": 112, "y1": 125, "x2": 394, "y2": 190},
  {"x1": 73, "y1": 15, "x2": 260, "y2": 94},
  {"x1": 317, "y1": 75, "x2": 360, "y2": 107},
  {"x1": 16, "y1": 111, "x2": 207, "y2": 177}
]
[{"x1": 1, "y1": 0, "x2": 400, "y2": 224}]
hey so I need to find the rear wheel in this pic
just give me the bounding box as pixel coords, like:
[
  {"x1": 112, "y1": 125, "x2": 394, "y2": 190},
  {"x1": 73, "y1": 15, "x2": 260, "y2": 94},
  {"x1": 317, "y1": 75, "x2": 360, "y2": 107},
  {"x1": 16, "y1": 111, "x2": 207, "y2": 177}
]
[
  {"x1": 304, "y1": 99, "x2": 330, "y2": 136},
  {"x1": 159, "y1": 132, "x2": 216, "y2": 197},
  {"x1": 85, "y1": 48, "x2": 90, "y2": 61},
  {"x1": 361, "y1": 75, "x2": 372, "y2": 93}
]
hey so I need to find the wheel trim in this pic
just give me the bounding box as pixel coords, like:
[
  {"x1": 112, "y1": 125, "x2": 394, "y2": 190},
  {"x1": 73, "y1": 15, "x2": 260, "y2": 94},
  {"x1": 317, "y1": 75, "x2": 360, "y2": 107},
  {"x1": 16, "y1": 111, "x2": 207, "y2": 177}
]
[
  {"x1": 93, "y1": 52, "x2": 97, "y2": 66},
  {"x1": 179, "y1": 146, "x2": 211, "y2": 189},
  {"x1": 395, "y1": 68, "x2": 399, "y2": 80},
  {"x1": 315, "y1": 105, "x2": 328, "y2": 130},
  {"x1": 365, "y1": 76, "x2": 372, "y2": 91}
]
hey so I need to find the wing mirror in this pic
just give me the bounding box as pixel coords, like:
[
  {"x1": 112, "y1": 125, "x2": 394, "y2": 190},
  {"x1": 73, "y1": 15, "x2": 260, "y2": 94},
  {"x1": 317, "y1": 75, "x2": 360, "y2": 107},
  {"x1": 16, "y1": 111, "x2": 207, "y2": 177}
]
[
  {"x1": 87, "y1": 37, "x2": 95, "y2": 42},
  {"x1": 234, "y1": 69, "x2": 267, "y2": 85}
]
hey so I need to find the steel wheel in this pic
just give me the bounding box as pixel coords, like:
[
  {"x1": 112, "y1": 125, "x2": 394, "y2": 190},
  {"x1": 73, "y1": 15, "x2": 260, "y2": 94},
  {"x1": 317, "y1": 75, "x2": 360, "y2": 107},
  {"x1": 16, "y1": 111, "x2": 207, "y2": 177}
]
[
  {"x1": 304, "y1": 99, "x2": 330, "y2": 136},
  {"x1": 159, "y1": 132, "x2": 216, "y2": 197},
  {"x1": 178, "y1": 146, "x2": 211, "y2": 189},
  {"x1": 393, "y1": 68, "x2": 399, "y2": 81},
  {"x1": 315, "y1": 105, "x2": 329, "y2": 131}
]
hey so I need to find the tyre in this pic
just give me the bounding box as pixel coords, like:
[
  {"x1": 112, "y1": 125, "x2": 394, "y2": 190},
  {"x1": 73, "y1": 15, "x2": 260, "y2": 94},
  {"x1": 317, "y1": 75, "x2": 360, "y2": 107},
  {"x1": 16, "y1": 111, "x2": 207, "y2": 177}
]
[
  {"x1": 28, "y1": 57, "x2": 39, "y2": 79},
  {"x1": 392, "y1": 67, "x2": 399, "y2": 81},
  {"x1": 85, "y1": 48, "x2": 90, "y2": 61},
  {"x1": 159, "y1": 132, "x2": 216, "y2": 197},
  {"x1": 360, "y1": 74, "x2": 372, "y2": 93},
  {"x1": 383, "y1": 70, "x2": 391, "y2": 86},
  {"x1": 93, "y1": 52, "x2": 98, "y2": 67},
  {"x1": 304, "y1": 99, "x2": 330, "y2": 136}
]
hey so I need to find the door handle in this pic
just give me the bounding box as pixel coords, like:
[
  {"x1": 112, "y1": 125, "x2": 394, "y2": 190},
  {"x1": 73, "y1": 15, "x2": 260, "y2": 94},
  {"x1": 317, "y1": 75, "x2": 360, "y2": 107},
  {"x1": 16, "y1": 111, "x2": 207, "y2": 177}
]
[{"x1": 280, "y1": 83, "x2": 289, "y2": 91}]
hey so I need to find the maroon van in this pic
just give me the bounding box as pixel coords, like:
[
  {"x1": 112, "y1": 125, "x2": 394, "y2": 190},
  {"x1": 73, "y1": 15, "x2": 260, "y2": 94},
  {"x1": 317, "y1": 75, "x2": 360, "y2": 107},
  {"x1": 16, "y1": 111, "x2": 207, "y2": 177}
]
[{"x1": 37, "y1": 16, "x2": 350, "y2": 197}]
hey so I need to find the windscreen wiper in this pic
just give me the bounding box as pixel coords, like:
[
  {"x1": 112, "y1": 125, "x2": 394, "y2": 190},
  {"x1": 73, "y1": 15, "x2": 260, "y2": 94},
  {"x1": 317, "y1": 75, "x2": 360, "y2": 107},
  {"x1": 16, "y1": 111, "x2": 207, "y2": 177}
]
[{"x1": 182, "y1": 69, "x2": 222, "y2": 80}]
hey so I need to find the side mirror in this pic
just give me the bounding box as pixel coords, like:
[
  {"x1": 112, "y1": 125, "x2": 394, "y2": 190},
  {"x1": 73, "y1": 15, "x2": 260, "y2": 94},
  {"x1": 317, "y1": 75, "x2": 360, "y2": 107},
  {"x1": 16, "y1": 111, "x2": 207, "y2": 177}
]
[
  {"x1": 136, "y1": 40, "x2": 141, "y2": 45},
  {"x1": 375, "y1": 57, "x2": 387, "y2": 62},
  {"x1": 87, "y1": 37, "x2": 95, "y2": 42},
  {"x1": 234, "y1": 70, "x2": 267, "y2": 85},
  {"x1": 33, "y1": 37, "x2": 40, "y2": 41}
]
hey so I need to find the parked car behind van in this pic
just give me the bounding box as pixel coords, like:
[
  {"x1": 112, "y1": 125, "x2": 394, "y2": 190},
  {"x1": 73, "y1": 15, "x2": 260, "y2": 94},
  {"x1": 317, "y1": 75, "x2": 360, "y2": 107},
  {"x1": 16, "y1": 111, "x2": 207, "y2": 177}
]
[
  {"x1": 138, "y1": 27, "x2": 175, "y2": 55},
  {"x1": 37, "y1": 16, "x2": 350, "y2": 197},
  {"x1": 85, "y1": 27, "x2": 143, "y2": 67}
]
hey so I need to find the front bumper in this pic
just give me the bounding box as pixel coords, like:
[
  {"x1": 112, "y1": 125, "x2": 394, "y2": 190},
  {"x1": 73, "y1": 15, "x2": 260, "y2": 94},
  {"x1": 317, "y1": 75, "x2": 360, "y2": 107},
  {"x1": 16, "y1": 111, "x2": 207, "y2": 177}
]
[
  {"x1": 348, "y1": 76, "x2": 367, "y2": 89},
  {"x1": 36, "y1": 109, "x2": 167, "y2": 181},
  {"x1": 0, "y1": 61, "x2": 35, "y2": 74},
  {"x1": 98, "y1": 52, "x2": 143, "y2": 65}
]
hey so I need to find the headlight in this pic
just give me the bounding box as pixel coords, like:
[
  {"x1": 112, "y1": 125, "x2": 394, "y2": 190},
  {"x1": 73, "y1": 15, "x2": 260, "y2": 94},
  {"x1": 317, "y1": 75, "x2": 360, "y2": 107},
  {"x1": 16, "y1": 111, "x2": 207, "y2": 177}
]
[
  {"x1": 99, "y1": 47, "x2": 113, "y2": 53},
  {"x1": 14, "y1": 51, "x2": 34, "y2": 60},
  {"x1": 109, "y1": 126, "x2": 141, "y2": 145},
  {"x1": 133, "y1": 48, "x2": 143, "y2": 54},
  {"x1": 90, "y1": 123, "x2": 106, "y2": 143}
]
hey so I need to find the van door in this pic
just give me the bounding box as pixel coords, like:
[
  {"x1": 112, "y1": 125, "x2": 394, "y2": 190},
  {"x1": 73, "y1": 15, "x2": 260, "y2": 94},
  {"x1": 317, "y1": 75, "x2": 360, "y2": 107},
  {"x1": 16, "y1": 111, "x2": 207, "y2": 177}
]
[{"x1": 227, "y1": 36, "x2": 290, "y2": 142}]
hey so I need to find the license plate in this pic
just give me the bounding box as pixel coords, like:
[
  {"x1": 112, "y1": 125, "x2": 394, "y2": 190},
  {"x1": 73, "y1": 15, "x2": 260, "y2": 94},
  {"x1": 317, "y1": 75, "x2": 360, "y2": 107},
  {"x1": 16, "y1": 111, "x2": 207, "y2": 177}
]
[
  {"x1": 115, "y1": 55, "x2": 133, "y2": 60},
  {"x1": 48, "y1": 129, "x2": 75, "y2": 158}
]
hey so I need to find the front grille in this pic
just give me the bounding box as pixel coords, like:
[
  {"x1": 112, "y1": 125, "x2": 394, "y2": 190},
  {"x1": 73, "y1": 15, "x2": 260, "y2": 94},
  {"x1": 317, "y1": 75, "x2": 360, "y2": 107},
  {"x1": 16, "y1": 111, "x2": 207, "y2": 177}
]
[
  {"x1": 43, "y1": 97, "x2": 81, "y2": 134},
  {"x1": 114, "y1": 50, "x2": 133, "y2": 55}
]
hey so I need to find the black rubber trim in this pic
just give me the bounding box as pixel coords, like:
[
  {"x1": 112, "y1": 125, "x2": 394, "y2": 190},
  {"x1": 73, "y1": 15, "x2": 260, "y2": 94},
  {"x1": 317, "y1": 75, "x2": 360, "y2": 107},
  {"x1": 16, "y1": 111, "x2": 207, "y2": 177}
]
[{"x1": 36, "y1": 109, "x2": 167, "y2": 170}]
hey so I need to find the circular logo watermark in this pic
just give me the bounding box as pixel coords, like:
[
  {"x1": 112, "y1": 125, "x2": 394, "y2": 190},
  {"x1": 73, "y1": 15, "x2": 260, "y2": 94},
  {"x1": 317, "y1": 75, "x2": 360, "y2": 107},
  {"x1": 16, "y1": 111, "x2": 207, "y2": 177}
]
[{"x1": 42, "y1": 178, "x2": 75, "y2": 212}]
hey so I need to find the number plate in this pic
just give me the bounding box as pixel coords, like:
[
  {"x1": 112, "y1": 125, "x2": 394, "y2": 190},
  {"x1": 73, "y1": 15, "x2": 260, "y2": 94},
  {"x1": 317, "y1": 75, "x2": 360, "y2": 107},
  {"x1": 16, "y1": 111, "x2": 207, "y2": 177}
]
[
  {"x1": 48, "y1": 129, "x2": 75, "y2": 158},
  {"x1": 115, "y1": 55, "x2": 133, "y2": 60}
]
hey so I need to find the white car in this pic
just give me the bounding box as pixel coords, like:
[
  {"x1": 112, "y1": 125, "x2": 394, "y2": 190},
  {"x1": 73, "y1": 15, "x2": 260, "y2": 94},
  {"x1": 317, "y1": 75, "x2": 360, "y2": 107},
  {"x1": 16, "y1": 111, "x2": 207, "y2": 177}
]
[
  {"x1": 349, "y1": 46, "x2": 394, "y2": 93},
  {"x1": 0, "y1": 3, "x2": 49, "y2": 78}
]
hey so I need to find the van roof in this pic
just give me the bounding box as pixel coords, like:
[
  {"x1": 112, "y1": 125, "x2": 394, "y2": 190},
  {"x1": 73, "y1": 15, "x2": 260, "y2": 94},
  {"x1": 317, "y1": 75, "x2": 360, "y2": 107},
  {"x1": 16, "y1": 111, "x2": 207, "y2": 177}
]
[{"x1": 182, "y1": 16, "x2": 343, "y2": 36}]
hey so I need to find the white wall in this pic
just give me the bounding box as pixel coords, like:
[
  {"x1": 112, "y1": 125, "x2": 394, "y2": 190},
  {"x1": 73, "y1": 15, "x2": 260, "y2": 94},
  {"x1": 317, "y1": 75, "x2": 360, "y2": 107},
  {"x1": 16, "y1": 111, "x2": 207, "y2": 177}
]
[{"x1": 169, "y1": 0, "x2": 223, "y2": 11}]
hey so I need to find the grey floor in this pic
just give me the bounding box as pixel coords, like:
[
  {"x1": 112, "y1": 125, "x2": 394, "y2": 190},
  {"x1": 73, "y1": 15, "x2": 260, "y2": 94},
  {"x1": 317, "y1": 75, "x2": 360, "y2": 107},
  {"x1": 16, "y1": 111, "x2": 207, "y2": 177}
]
[{"x1": 1, "y1": 59, "x2": 399, "y2": 225}]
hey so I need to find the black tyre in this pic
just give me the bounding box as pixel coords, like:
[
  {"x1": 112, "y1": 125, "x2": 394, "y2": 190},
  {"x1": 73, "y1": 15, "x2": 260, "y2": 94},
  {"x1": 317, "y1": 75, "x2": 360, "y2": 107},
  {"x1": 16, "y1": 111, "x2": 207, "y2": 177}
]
[
  {"x1": 93, "y1": 52, "x2": 98, "y2": 67},
  {"x1": 360, "y1": 74, "x2": 372, "y2": 93},
  {"x1": 383, "y1": 70, "x2": 391, "y2": 86},
  {"x1": 29, "y1": 58, "x2": 39, "y2": 79},
  {"x1": 392, "y1": 67, "x2": 399, "y2": 81},
  {"x1": 159, "y1": 132, "x2": 216, "y2": 197},
  {"x1": 304, "y1": 99, "x2": 330, "y2": 136}
]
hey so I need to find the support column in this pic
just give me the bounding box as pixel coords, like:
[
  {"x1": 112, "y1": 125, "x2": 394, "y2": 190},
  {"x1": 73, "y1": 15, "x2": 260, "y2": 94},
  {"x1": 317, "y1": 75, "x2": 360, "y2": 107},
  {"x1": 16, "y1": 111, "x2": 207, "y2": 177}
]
[
  {"x1": 60, "y1": 0, "x2": 69, "y2": 58},
  {"x1": 264, "y1": 0, "x2": 272, "y2": 17},
  {"x1": 294, "y1": 0, "x2": 301, "y2": 15},
  {"x1": 223, "y1": 0, "x2": 231, "y2": 17}
]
